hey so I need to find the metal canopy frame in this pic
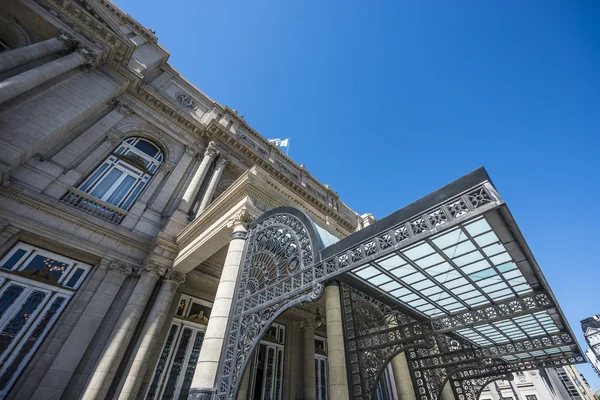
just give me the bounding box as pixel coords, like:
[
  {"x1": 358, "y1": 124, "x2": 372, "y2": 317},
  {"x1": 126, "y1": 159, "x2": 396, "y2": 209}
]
[{"x1": 209, "y1": 168, "x2": 583, "y2": 400}]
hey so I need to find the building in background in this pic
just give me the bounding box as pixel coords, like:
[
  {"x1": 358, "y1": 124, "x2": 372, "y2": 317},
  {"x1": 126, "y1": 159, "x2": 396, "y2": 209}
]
[
  {"x1": 481, "y1": 365, "x2": 596, "y2": 400},
  {"x1": 582, "y1": 315, "x2": 600, "y2": 378}
]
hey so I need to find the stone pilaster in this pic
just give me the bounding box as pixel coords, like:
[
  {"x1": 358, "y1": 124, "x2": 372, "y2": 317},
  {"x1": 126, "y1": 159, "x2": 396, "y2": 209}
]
[
  {"x1": 188, "y1": 210, "x2": 253, "y2": 400},
  {"x1": 324, "y1": 280, "x2": 349, "y2": 400},
  {"x1": 80, "y1": 264, "x2": 166, "y2": 400},
  {"x1": 31, "y1": 260, "x2": 132, "y2": 400},
  {"x1": 117, "y1": 269, "x2": 186, "y2": 400}
]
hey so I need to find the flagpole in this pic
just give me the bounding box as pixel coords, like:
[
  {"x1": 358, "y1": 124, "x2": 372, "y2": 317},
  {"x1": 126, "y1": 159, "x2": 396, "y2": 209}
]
[{"x1": 286, "y1": 137, "x2": 290, "y2": 156}]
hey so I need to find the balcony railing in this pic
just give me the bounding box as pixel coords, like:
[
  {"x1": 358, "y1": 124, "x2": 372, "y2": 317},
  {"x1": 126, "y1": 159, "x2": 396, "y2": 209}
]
[{"x1": 61, "y1": 188, "x2": 127, "y2": 224}]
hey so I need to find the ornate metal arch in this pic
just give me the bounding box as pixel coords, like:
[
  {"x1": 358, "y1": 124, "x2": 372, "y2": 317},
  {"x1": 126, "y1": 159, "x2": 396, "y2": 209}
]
[
  {"x1": 340, "y1": 284, "x2": 433, "y2": 400},
  {"x1": 213, "y1": 207, "x2": 325, "y2": 400}
]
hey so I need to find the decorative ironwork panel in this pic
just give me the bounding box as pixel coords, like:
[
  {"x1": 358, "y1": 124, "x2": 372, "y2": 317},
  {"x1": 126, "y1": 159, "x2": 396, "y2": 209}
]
[
  {"x1": 214, "y1": 209, "x2": 323, "y2": 400},
  {"x1": 341, "y1": 284, "x2": 431, "y2": 400}
]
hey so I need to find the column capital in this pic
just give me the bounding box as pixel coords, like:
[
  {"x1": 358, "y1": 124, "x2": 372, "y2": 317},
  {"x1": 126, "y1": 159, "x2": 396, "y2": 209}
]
[
  {"x1": 185, "y1": 145, "x2": 200, "y2": 157},
  {"x1": 108, "y1": 261, "x2": 134, "y2": 276},
  {"x1": 216, "y1": 155, "x2": 229, "y2": 167},
  {"x1": 56, "y1": 29, "x2": 78, "y2": 49},
  {"x1": 106, "y1": 130, "x2": 124, "y2": 144},
  {"x1": 227, "y1": 208, "x2": 256, "y2": 230},
  {"x1": 297, "y1": 319, "x2": 317, "y2": 330},
  {"x1": 165, "y1": 270, "x2": 186, "y2": 285},
  {"x1": 111, "y1": 99, "x2": 133, "y2": 116},
  {"x1": 204, "y1": 141, "x2": 218, "y2": 159},
  {"x1": 143, "y1": 264, "x2": 167, "y2": 277},
  {"x1": 77, "y1": 45, "x2": 99, "y2": 70}
]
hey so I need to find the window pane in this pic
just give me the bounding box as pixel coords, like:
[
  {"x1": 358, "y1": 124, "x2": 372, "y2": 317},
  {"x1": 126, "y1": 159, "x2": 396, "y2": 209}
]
[
  {"x1": 64, "y1": 268, "x2": 86, "y2": 288},
  {"x1": 90, "y1": 168, "x2": 122, "y2": 199},
  {"x1": 0, "y1": 285, "x2": 25, "y2": 319},
  {"x1": 1, "y1": 249, "x2": 28, "y2": 271},
  {"x1": 0, "y1": 291, "x2": 47, "y2": 358},
  {"x1": 79, "y1": 162, "x2": 109, "y2": 192},
  {"x1": 121, "y1": 180, "x2": 146, "y2": 211},
  {"x1": 0, "y1": 296, "x2": 65, "y2": 390},
  {"x1": 134, "y1": 140, "x2": 160, "y2": 158},
  {"x1": 21, "y1": 255, "x2": 69, "y2": 285},
  {"x1": 106, "y1": 175, "x2": 136, "y2": 206}
]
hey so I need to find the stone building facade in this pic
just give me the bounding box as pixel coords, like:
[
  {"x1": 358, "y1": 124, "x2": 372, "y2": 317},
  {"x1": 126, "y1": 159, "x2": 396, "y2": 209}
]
[
  {"x1": 480, "y1": 366, "x2": 596, "y2": 400},
  {"x1": 582, "y1": 315, "x2": 600, "y2": 378},
  {"x1": 0, "y1": 0, "x2": 369, "y2": 399}
]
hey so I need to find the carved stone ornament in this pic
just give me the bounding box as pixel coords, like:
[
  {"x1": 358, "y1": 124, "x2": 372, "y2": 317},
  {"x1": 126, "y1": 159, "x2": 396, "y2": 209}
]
[
  {"x1": 216, "y1": 156, "x2": 229, "y2": 167},
  {"x1": 296, "y1": 319, "x2": 317, "y2": 330},
  {"x1": 56, "y1": 29, "x2": 78, "y2": 49},
  {"x1": 106, "y1": 131, "x2": 123, "y2": 144},
  {"x1": 185, "y1": 146, "x2": 199, "y2": 157},
  {"x1": 165, "y1": 270, "x2": 186, "y2": 285},
  {"x1": 77, "y1": 45, "x2": 99, "y2": 70},
  {"x1": 176, "y1": 92, "x2": 198, "y2": 110},
  {"x1": 144, "y1": 264, "x2": 167, "y2": 277},
  {"x1": 204, "y1": 141, "x2": 218, "y2": 159},
  {"x1": 113, "y1": 100, "x2": 133, "y2": 116},
  {"x1": 227, "y1": 209, "x2": 256, "y2": 229},
  {"x1": 108, "y1": 262, "x2": 133, "y2": 276},
  {"x1": 161, "y1": 161, "x2": 176, "y2": 173}
]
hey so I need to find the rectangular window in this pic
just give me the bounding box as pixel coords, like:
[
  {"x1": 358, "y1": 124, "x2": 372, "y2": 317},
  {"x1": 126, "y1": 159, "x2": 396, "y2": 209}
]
[{"x1": 0, "y1": 242, "x2": 91, "y2": 397}]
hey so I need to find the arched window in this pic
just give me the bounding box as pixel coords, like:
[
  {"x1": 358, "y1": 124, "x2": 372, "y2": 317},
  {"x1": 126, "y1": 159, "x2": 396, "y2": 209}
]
[{"x1": 78, "y1": 137, "x2": 163, "y2": 210}]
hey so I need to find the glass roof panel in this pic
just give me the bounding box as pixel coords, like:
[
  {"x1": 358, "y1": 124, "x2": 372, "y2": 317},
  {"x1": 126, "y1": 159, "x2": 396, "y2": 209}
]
[
  {"x1": 443, "y1": 242, "x2": 477, "y2": 258},
  {"x1": 402, "y1": 243, "x2": 435, "y2": 260},
  {"x1": 464, "y1": 218, "x2": 492, "y2": 236},
  {"x1": 431, "y1": 228, "x2": 466, "y2": 250},
  {"x1": 415, "y1": 253, "x2": 445, "y2": 268},
  {"x1": 354, "y1": 266, "x2": 380, "y2": 279},
  {"x1": 377, "y1": 255, "x2": 406, "y2": 270},
  {"x1": 390, "y1": 266, "x2": 417, "y2": 278},
  {"x1": 474, "y1": 231, "x2": 500, "y2": 247}
]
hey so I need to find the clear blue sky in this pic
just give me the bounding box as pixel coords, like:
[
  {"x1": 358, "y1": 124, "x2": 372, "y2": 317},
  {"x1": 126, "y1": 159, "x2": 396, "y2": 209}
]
[{"x1": 115, "y1": 0, "x2": 600, "y2": 389}]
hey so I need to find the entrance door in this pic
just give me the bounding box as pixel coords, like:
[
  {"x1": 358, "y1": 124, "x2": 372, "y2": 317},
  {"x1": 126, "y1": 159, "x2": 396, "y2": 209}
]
[{"x1": 248, "y1": 323, "x2": 286, "y2": 400}]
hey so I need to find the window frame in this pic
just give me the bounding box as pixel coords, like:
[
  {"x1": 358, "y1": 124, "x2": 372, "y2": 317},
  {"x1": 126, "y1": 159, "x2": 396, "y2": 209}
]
[{"x1": 77, "y1": 137, "x2": 163, "y2": 211}]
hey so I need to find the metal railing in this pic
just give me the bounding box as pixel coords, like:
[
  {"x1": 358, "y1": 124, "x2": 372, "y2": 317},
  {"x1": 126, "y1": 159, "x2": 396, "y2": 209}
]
[{"x1": 61, "y1": 188, "x2": 127, "y2": 224}]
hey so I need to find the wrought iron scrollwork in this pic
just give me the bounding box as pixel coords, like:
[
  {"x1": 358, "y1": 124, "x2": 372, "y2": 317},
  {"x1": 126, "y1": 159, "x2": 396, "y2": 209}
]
[{"x1": 214, "y1": 209, "x2": 323, "y2": 400}]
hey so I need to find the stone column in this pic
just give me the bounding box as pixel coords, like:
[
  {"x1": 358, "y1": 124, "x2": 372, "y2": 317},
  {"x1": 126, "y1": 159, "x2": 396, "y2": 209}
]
[
  {"x1": 117, "y1": 270, "x2": 186, "y2": 400},
  {"x1": 303, "y1": 321, "x2": 317, "y2": 400},
  {"x1": 0, "y1": 31, "x2": 74, "y2": 74},
  {"x1": 32, "y1": 261, "x2": 132, "y2": 400},
  {"x1": 188, "y1": 211, "x2": 251, "y2": 399},
  {"x1": 391, "y1": 353, "x2": 416, "y2": 400},
  {"x1": 324, "y1": 281, "x2": 349, "y2": 400},
  {"x1": 441, "y1": 379, "x2": 456, "y2": 400},
  {"x1": 177, "y1": 141, "x2": 217, "y2": 214},
  {"x1": 196, "y1": 155, "x2": 229, "y2": 215},
  {"x1": 0, "y1": 47, "x2": 96, "y2": 105},
  {"x1": 236, "y1": 368, "x2": 251, "y2": 400},
  {"x1": 80, "y1": 264, "x2": 166, "y2": 400}
]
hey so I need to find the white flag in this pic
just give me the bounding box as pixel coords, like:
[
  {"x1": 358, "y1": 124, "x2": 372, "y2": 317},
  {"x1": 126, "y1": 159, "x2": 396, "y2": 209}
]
[{"x1": 268, "y1": 138, "x2": 289, "y2": 148}]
